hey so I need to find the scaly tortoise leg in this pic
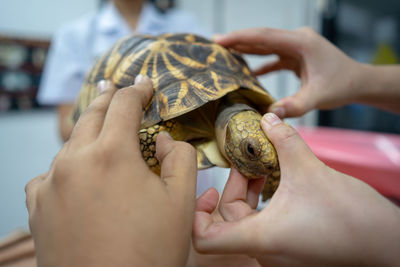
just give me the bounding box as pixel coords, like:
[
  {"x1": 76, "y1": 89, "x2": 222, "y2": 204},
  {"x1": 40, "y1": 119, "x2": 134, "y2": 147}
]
[{"x1": 138, "y1": 120, "x2": 180, "y2": 175}]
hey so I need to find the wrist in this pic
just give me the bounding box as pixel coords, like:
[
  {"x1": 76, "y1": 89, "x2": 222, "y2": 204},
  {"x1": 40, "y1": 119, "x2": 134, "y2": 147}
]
[
  {"x1": 352, "y1": 63, "x2": 400, "y2": 113},
  {"x1": 353, "y1": 63, "x2": 378, "y2": 102},
  {"x1": 324, "y1": 59, "x2": 370, "y2": 109},
  {"x1": 350, "y1": 62, "x2": 374, "y2": 103}
]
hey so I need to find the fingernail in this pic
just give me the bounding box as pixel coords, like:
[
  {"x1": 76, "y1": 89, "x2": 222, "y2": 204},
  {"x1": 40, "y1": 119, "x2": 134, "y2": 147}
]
[
  {"x1": 135, "y1": 74, "x2": 144, "y2": 84},
  {"x1": 261, "y1": 113, "x2": 282, "y2": 131},
  {"x1": 97, "y1": 80, "x2": 111, "y2": 94},
  {"x1": 271, "y1": 106, "x2": 285, "y2": 119}
]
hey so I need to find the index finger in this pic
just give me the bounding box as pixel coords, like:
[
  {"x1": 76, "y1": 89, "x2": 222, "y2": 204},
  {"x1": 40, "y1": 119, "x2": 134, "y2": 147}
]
[
  {"x1": 218, "y1": 168, "x2": 263, "y2": 222},
  {"x1": 215, "y1": 27, "x2": 302, "y2": 56},
  {"x1": 100, "y1": 75, "x2": 153, "y2": 146}
]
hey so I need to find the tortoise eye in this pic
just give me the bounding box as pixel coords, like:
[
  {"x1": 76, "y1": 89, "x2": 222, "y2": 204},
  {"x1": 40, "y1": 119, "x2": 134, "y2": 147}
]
[
  {"x1": 241, "y1": 138, "x2": 260, "y2": 160},
  {"x1": 247, "y1": 143, "x2": 255, "y2": 156}
]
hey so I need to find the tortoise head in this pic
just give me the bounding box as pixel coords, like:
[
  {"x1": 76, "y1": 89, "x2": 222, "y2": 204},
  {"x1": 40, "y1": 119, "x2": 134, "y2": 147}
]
[{"x1": 217, "y1": 108, "x2": 279, "y2": 179}]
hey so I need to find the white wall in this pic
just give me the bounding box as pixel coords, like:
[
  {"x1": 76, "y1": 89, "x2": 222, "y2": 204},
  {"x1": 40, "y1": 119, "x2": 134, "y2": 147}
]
[
  {"x1": 0, "y1": 0, "x2": 98, "y2": 238},
  {"x1": 0, "y1": 110, "x2": 61, "y2": 238},
  {"x1": 0, "y1": 0, "x2": 98, "y2": 38}
]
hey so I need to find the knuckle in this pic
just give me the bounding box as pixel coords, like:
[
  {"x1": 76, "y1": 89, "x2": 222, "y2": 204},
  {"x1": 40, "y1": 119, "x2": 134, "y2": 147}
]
[
  {"x1": 51, "y1": 159, "x2": 71, "y2": 186},
  {"x1": 272, "y1": 123, "x2": 298, "y2": 144},
  {"x1": 137, "y1": 86, "x2": 154, "y2": 107},
  {"x1": 114, "y1": 85, "x2": 150, "y2": 108},
  {"x1": 290, "y1": 100, "x2": 307, "y2": 116},
  {"x1": 97, "y1": 135, "x2": 120, "y2": 153},
  {"x1": 112, "y1": 87, "x2": 134, "y2": 105},
  {"x1": 258, "y1": 27, "x2": 271, "y2": 35},
  {"x1": 25, "y1": 172, "x2": 47, "y2": 196},
  {"x1": 83, "y1": 100, "x2": 108, "y2": 117},
  {"x1": 92, "y1": 140, "x2": 124, "y2": 166},
  {"x1": 25, "y1": 177, "x2": 45, "y2": 215},
  {"x1": 297, "y1": 26, "x2": 316, "y2": 35},
  {"x1": 50, "y1": 149, "x2": 85, "y2": 187},
  {"x1": 114, "y1": 86, "x2": 131, "y2": 98},
  {"x1": 192, "y1": 240, "x2": 207, "y2": 253},
  {"x1": 25, "y1": 177, "x2": 37, "y2": 195},
  {"x1": 295, "y1": 27, "x2": 318, "y2": 52},
  {"x1": 175, "y1": 141, "x2": 196, "y2": 157}
]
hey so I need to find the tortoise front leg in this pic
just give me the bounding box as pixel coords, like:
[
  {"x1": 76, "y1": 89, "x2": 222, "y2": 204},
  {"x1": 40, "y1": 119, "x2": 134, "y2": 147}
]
[{"x1": 138, "y1": 120, "x2": 180, "y2": 175}]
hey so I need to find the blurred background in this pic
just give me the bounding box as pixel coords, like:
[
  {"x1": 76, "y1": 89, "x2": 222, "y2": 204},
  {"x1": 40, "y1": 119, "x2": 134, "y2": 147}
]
[{"x1": 0, "y1": 0, "x2": 399, "y2": 238}]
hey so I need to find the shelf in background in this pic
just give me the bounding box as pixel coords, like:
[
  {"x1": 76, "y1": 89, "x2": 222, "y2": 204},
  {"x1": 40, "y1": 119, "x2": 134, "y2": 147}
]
[{"x1": 340, "y1": 0, "x2": 400, "y2": 16}]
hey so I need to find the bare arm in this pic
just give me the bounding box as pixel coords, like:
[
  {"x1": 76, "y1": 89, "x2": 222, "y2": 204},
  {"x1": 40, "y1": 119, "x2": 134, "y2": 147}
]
[
  {"x1": 356, "y1": 64, "x2": 400, "y2": 114},
  {"x1": 216, "y1": 27, "x2": 400, "y2": 117}
]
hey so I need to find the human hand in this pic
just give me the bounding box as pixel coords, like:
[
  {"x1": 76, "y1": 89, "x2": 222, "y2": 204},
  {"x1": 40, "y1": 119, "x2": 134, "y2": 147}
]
[
  {"x1": 192, "y1": 113, "x2": 400, "y2": 267},
  {"x1": 25, "y1": 76, "x2": 197, "y2": 267},
  {"x1": 186, "y1": 193, "x2": 262, "y2": 267},
  {"x1": 216, "y1": 27, "x2": 365, "y2": 118}
]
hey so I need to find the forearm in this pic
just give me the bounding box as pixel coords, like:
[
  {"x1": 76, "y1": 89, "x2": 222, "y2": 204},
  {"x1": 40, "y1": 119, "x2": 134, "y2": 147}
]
[
  {"x1": 355, "y1": 64, "x2": 400, "y2": 114},
  {"x1": 364, "y1": 204, "x2": 400, "y2": 267}
]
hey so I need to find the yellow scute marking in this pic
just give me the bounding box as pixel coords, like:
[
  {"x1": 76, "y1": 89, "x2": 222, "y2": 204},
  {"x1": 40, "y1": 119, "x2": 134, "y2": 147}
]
[
  {"x1": 185, "y1": 34, "x2": 195, "y2": 43},
  {"x1": 171, "y1": 81, "x2": 188, "y2": 110},
  {"x1": 161, "y1": 52, "x2": 186, "y2": 80}
]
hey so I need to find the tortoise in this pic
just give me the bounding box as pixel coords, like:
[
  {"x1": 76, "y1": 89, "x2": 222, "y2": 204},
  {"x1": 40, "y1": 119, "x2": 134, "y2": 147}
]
[{"x1": 72, "y1": 33, "x2": 280, "y2": 200}]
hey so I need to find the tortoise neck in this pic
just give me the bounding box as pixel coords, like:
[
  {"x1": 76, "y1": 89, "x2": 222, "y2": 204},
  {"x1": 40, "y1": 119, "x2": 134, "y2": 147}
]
[
  {"x1": 215, "y1": 103, "x2": 255, "y2": 129},
  {"x1": 215, "y1": 103, "x2": 255, "y2": 160}
]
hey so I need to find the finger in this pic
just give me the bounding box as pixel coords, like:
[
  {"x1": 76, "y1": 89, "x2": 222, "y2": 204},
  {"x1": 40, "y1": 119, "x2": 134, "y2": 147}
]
[
  {"x1": 100, "y1": 75, "x2": 153, "y2": 147},
  {"x1": 246, "y1": 177, "x2": 266, "y2": 209},
  {"x1": 69, "y1": 80, "x2": 117, "y2": 147},
  {"x1": 215, "y1": 27, "x2": 302, "y2": 56},
  {"x1": 260, "y1": 113, "x2": 319, "y2": 179},
  {"x1": 227, "y1": 44, "x2": 276, "y2": 55},
  {"x1": 156, "y1": 131, "x2": 197, "y2": 203},
  {"x1": 192, "y1": 188, "x2": 219, "y2": 245},
  {"x1": 219, "y1": 168, "x2": 254, "y2": 222},
  {"x1": 268, "y1": 88, "x2": 314, "y2": 118},
  {"x1": 196, "y1": 188, "x2": 220, "y2": 214},
  {"x1": 253, "y1": 60, "x2": 285, "y2": 76},
  {"x1": 193, "y1": 177, "x2": 261, "y2": 254},
  {"x1": 192, "y1": 212, "x2": 257, "y2": 254}
]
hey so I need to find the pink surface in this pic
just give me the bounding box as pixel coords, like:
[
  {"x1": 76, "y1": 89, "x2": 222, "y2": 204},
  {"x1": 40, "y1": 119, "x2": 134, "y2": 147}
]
[{"x1": 297, "y1": 127, "x2": 400, "y2": 202}]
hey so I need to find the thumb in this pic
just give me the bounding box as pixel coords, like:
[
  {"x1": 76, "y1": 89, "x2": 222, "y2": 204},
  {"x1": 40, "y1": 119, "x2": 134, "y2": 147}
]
[
  {"x1": 156, "y1": 132, "x2": 197, "y2": 200},
  {"x1": 260, "y1": 113, "x2": 319, "y2": 176},
  {"x1": 268, "y1": 88, "x2": 313, "y2": 118}
]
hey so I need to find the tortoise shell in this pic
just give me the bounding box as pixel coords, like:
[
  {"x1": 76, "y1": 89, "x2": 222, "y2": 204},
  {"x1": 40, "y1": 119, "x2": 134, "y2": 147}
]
[{"x1": 73, "y1": 33, "x2": 275, "y2": 127}]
